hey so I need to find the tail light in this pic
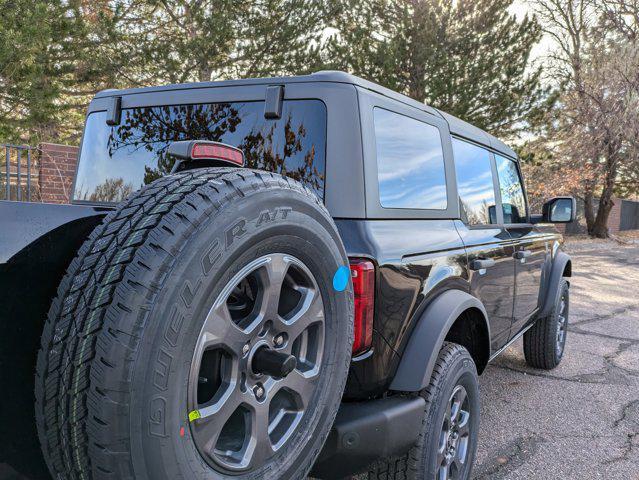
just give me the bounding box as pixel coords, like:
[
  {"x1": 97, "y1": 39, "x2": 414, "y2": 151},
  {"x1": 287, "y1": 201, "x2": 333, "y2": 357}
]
[
  {"x1": 191, "y1": 142, "x2": 244, "y2": 166},
  {"x1": 167, "y1": 140, "x2": 244, "y2": 168},
  {"x1": 349, "y1": 258, "x2": 375, "y2": 356}
]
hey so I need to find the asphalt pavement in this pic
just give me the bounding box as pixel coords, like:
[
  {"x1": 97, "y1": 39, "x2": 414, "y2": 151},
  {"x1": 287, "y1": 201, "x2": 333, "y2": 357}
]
[
  {"x1": 473, "y1": 239, "x2": 639, "y2": 479},
  {"x1": 3, "y1": 240, "x2": 637, "y2": 480}
]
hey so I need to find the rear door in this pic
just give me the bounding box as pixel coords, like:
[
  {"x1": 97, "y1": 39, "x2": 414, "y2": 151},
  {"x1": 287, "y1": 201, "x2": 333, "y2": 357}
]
[
  {"x1": 494, "y1": 154, "x2": 546, "y2": 333},
  {"x1": 451, "y1": 138, "x2": 516, "y2": 352}
]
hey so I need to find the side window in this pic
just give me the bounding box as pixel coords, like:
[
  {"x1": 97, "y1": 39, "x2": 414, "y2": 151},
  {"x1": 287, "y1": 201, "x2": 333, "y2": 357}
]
[
  {"x1": 495, "y1": 154, "x2": 527, "y2": 224},
  {"x1": 452, "y1": 138, "x2": 497, "y2": 225},
  {"x1": 374, "y1": 107, "x2": 448, "y2": 210}
]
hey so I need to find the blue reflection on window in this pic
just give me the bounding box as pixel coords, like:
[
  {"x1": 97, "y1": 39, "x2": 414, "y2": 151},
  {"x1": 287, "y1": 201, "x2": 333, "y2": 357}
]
[
  {"x1": 452, "y1": 138, "x2": 497, "y2": 225},
  {"x1": 374, "y1": 108, "x2": 447, "y2": 210}
]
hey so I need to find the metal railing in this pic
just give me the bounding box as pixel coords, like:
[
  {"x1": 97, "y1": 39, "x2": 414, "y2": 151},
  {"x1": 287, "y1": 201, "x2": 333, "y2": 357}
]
[{"x1": 2, "y1": 144, "x2": 38, "y2": 202}]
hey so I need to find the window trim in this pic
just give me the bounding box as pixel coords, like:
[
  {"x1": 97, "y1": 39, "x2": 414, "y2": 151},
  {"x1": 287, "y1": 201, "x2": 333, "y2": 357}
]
[
  {"x1": 494, "y1": 153, "x2": 531, "y2": 227},
  {"x1": 358, "y1": 87, "x2": 459, "y2": 220}
]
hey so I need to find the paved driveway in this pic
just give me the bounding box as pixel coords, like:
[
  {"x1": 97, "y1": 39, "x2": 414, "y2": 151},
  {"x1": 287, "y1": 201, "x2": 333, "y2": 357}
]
[{"x1": 473, "y1": 240, "x2": 639, "y2": 479}]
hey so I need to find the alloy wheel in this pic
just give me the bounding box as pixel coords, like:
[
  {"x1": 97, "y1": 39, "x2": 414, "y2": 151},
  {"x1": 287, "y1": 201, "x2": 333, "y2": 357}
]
[
  {"x1": 437, "y1": 385, "x2": 471, "y2": 480},
  {"x1": 556, "y1": 293, "x2": 568, "y2": 357},
  {"x1": 187, "y1": 253, "x2": 325, "y2": 472}
]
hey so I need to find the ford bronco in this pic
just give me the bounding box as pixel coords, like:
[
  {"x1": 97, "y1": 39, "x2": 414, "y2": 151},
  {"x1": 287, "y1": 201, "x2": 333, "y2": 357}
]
[{"x1": 0, "y1": 71, "x2": 575, "y2": 480}]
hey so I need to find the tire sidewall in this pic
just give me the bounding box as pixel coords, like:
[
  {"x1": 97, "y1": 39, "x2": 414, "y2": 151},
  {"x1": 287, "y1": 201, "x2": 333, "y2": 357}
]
[
  {"x1": 128, "y1": 187, "x2": 353, "y2": 479},
  {"x1": 421, "y1": 350, "x2": 480, "y2": 480}
]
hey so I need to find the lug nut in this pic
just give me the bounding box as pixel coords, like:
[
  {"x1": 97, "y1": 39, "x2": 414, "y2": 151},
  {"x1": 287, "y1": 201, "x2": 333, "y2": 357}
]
[
  {"x1": 274, "y1": 334, "x2": 286, "y2": 347},
  {"x1": 242, "y1": 343, "x2": 250, "y2": 356},
  {"x1": 254, "y1": 385, "x2": 265, "y2": 400}
]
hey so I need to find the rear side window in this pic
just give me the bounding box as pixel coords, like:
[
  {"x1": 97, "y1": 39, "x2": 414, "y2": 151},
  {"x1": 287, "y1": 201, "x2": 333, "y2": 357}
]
[
  {"x1": 74, "y1": 100, "x2": 327, "y2": 203},
  {"x1": 495, "y1": 154, "x2": 527, "y2": 223},
  {"x1": 374, "y1": 108, "x2": 447, "y2": 210},
  {"x1": 452, "y1": 138, "x2": 497, "y2": 225}
]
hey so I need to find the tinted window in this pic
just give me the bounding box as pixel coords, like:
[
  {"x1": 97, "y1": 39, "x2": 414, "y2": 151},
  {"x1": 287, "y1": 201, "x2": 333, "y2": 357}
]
[
  {"x1": 452, "y1": 139, "x2": 497, "y2": 225},
  {"x1": 495, "y1": 154, "x2": 527, "y2": 223},
  {"x1": 74, "y1": 100, "x2": 327, "y2": 203},
  {"x1": 374, "y1": 108, "x2": 447, "y2": 210}
]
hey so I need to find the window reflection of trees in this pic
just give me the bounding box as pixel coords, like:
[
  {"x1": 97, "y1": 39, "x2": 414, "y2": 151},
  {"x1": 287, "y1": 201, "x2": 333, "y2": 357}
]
[
  {"x1": 496, "y1": 156, "x2": 526, "y2": 223},
  {"x1": 76, "y1": 177, "x2": 134, "y2": 203},
  {"x1": 461, "y1": 198, "x2": 494, "y2": 225},
  {"x1": 107, "y1": 103, "x2": 324, "y2": 196}
]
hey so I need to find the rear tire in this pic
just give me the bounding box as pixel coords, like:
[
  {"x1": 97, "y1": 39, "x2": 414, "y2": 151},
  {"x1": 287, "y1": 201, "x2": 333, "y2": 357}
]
[
  {"x1": 368, "y1": 343, "x2": 480, "y2": 480},
  {"x1": 35, "y1": 168, "x2": 353, "y2": 480},
  {"x1": 523, "y1": 279, "x2": 569, "y2": 370}
]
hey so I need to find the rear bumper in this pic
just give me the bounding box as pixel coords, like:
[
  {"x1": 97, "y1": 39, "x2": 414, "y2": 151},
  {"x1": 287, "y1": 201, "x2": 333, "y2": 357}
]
[{"x1": 311, "y1": 395, "x2": 425, "y2": 479}]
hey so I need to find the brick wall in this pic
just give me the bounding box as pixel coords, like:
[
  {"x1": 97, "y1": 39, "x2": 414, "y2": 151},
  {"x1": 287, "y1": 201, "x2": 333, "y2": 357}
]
[
  {"x1": 38, "y1": 143, "x2": 79, "y2": 204},
  {"x1": 554, "y1": 223, "x2": 567, "y2": 234},
  {"x1": 608, "y1": 197, "x2": 622, "y2": 234}
]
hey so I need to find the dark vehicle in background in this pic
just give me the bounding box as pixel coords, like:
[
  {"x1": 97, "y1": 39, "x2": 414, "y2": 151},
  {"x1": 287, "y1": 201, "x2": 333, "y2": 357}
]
[{"x1": 0, "y1": 71, "x2": 575, "y2": 480}]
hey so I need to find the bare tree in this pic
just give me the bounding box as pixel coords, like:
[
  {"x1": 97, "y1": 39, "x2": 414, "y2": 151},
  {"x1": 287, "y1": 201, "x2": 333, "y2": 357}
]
[{"x1": 532, "y1": 0, "x2": 639, "y2": 237}]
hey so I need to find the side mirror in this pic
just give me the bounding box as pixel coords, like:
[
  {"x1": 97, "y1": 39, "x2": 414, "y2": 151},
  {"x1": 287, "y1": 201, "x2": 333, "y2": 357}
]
[{"x1": 542, "y1": 197, "x2": 576, "y2": 223}]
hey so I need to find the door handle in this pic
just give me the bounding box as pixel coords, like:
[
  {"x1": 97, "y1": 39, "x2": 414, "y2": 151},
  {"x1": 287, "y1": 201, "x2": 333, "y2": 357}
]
[
  {"x1": 470, "y1": 258, "x2": 496, "y2": 271},
  {"x1": 513, "y1": 250, "x2": 532, "y2": 260}
]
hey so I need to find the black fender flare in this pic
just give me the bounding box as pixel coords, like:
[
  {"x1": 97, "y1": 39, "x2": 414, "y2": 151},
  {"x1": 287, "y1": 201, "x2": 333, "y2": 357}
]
[
  {"x1": 389, "y1": 289, "x2": 490, "y2": 392},
  {"x1": 538, "y1": 251, "x2": 571, "y2": 318}
]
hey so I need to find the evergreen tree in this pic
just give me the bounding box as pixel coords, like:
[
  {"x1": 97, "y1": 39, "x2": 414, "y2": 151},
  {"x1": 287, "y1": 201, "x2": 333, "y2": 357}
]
[
  {"x1": 0, "y1": 0, "x2": 127, "y2": 143},
  {"x1": 324, "y1": 0, "x2": 545, "y2": 137},
  {"x1": 0, "y1": 0, "x2": 336, "y2": 142},
  {"x1": 0, "y1": 1, "x2": 70, "y2": 142},
  {"x1": 1, "y1": 0, "x2": 543, "y2": 143},
  {"x1": 109, "y1": 0, "x2": 335, "y2": 84}
]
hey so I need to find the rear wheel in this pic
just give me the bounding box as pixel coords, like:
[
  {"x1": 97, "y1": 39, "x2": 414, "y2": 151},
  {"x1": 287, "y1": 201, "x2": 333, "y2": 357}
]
[
  {"x1": 35, "y1": 168, "x2": 353, "y2": 480},
  {"x1": 368, "y1": 343, "x2": 480, "y2": 480}
]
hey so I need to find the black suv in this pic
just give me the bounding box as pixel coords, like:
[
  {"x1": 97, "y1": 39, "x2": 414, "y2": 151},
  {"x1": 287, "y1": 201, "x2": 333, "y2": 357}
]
[{"x1": 0, "y1": 71, "x2": 575, "y2": 480}]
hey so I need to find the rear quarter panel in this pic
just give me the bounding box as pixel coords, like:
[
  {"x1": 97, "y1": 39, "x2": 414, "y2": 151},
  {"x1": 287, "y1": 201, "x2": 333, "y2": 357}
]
[
  {"x1": 335, "y1": 219, "x2": 468, "y2": 399},
  {"x1": 0, "y1": 201, "x2": 108, "y2": 477}
]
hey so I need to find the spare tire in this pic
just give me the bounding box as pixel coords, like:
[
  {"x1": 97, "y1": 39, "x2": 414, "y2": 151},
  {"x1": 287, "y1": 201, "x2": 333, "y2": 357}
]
[{"x1": 35, "y1": 168, "x2": 354, "y2": 480}]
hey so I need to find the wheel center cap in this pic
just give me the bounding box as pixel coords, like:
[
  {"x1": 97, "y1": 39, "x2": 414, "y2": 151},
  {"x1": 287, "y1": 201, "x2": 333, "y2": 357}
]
[
  {"x1": 448, "y1": 430, "x2": 459, "y2": 450},
  {"x1": 252, "y1": 346, "x2": 297, "y2": 378}
]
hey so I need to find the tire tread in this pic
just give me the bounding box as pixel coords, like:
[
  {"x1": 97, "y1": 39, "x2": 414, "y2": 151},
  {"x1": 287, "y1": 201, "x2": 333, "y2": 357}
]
[{"x1": 35, "y1": 168, "x2": 334, "y2": 480}]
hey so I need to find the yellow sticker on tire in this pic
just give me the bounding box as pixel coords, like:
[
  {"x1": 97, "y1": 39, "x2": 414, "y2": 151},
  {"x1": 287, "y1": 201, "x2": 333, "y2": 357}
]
[{"x1": 188, "y1": 410, "x2": 201, "y2": 422}]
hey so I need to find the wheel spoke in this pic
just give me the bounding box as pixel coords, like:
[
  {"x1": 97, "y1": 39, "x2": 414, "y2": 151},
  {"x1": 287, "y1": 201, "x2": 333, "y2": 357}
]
[
  {"x1": 457, "y1": 410, "x2": 470, "y2": 438},
  {"x1": 272, "y1": 369, "x2": 316, "y2": 408},
  {"x1": 451, "y1": 455, "x2": 464, "y2": 479},
  {"x1": 443, "y1": 402, "x2": 452, "y2": 431},
  {"x1": 258, "y1": 254, "x2": 291, "y2": 319},
  {"x1": 277, "y1": 288, "x2": 323, "y2": 342},
  {"x1": 247, "y1": 403, "x2": 274, "y2": 469},
  {"x1": 200, "y1": 302, "x2": 250, "y2": 351},
  {"x1": 438, "y1": 429, "x2": 448, "y2": 455},
  {"x1": 450, "y1": 386, "x2": 466, "y2": 425},
  {"x1": 193, "y1": 385, "x2": 245, "y2": 453},
  {"x1": 438, "y1": 463, "x2": 450, "y2": 480}
]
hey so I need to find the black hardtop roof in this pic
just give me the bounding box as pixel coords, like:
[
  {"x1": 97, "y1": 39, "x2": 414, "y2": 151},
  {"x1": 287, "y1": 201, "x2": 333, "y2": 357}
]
[{"x1": 95, "y1": 70, "x2": 517, "y2": 159}]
